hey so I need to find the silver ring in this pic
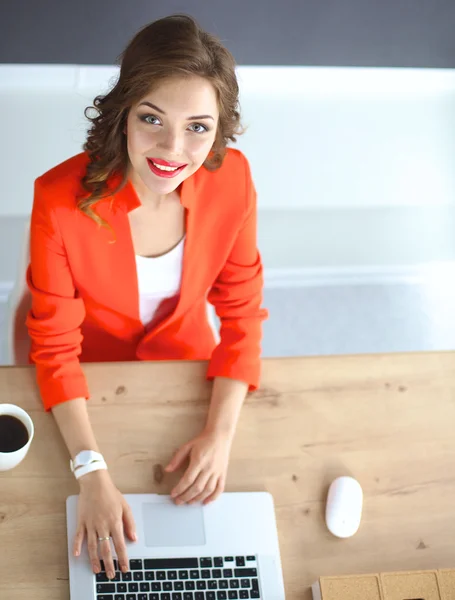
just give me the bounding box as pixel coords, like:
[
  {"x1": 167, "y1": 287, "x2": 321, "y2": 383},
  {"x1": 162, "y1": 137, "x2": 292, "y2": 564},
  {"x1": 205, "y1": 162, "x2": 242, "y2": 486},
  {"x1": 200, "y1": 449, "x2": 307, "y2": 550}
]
[{"x1": 98, "y1": 536, "x2": 111, "y2": 542}]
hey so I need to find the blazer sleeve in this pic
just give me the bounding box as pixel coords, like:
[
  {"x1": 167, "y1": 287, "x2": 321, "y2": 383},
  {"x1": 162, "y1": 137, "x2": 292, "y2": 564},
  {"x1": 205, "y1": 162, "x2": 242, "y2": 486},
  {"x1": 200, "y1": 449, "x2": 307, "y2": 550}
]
[
  {"x1": 206, "y1": 155, "x2": 268, "y2": 391},
  {"x1": 26, "y1": 177, "x2": 89, "y2": 411}
]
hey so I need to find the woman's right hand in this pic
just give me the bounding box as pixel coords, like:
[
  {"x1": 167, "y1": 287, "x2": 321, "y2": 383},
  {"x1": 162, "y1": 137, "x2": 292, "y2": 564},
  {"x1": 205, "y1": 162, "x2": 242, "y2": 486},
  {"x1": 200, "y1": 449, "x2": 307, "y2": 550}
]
[{"x1": 72, "y1": 469, "x2": 137, "y2": 578}]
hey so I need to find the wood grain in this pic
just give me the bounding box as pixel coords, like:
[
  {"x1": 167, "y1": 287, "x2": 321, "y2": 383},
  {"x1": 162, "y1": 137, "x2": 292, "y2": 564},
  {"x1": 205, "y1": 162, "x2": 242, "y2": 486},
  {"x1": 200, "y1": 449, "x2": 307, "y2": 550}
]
[{"x1": 1, "y1": 352, "x2": 455, "y2": 599}]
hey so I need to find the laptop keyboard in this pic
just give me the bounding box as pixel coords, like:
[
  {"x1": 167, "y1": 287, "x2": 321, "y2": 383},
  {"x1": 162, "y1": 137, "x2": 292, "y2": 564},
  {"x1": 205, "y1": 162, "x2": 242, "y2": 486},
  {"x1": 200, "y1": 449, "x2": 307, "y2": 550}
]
[{"x1": 95, "y1": 555, "x2": 261, "y2": 600}]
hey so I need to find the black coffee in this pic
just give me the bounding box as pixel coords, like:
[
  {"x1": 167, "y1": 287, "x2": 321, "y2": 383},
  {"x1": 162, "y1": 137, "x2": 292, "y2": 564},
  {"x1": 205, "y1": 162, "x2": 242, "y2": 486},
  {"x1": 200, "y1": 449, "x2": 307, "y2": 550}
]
[{"x1": 0, "y1": 415, "x2": 29, "y2": 452}]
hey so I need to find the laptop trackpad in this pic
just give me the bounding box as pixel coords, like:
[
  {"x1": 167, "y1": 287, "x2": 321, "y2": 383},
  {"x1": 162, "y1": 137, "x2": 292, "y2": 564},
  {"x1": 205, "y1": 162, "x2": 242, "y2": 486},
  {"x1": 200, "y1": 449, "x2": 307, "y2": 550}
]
[{"x1": 142, "y1": 502, "x2": 206, "y2": 547}]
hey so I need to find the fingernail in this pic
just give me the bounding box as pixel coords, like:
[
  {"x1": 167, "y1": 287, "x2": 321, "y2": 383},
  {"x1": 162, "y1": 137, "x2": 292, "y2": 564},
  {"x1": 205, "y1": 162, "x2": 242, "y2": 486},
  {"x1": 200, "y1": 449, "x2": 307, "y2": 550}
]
[
  {"x1": 108, "y1": 571, "x2": 115, "y2": 579},
  {"x1": 74, "y1": 550, "x2": 80, "y2": 557},
  {"x1": 121, "y1": 564, "x2": 128, "y2": 573},
  {"x1": 133, "y1": 533, "x2": 138, "y2": 541}
]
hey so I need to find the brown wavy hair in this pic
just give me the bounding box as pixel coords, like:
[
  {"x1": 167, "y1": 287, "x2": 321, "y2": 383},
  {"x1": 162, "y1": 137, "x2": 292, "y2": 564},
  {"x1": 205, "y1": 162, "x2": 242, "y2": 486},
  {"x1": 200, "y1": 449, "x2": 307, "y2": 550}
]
[{"x1": 79, "y1": 13, "x2": 245, "y2": 228}]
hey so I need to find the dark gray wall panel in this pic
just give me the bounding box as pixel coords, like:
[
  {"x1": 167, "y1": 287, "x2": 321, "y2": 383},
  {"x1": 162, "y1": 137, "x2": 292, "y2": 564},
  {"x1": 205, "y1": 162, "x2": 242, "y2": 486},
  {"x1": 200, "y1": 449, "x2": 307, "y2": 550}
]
[{"x1": 0, "y1": 0, "x2": 454, "y2": 67}]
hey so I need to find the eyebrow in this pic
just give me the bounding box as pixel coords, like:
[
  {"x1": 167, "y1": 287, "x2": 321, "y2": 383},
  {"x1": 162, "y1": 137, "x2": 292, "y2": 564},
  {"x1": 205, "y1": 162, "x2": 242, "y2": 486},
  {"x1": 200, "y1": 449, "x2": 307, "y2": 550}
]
[{"x1": 138, "y1": 101, "x2": 215, "y2": 121}]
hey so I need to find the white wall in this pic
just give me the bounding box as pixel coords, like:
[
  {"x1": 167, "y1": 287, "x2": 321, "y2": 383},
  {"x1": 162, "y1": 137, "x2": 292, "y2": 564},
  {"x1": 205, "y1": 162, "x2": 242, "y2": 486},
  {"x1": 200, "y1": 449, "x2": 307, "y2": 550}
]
[
  {"x1": 2, "y1": 64, "x2": 455, "y2": 216},
  {"x1": 239, "y1": 67, "x2": 455, "y2": 210},
  {"x1": 1, "y1": 64, "x2": 455, "y2": 288}
]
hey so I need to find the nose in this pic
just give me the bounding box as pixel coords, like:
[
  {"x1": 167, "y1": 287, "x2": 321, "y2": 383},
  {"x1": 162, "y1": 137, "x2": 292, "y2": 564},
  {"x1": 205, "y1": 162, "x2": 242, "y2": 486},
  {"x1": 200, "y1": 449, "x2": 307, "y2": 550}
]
[{"x1": 157, "y1": 128, "x2": 184, "y2": 156}]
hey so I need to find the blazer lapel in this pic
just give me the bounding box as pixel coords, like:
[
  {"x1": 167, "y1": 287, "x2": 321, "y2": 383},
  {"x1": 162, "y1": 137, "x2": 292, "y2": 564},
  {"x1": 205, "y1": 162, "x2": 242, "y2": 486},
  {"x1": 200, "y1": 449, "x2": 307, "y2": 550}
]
[{"x1": 92, "y1": 179, "x2": 143, "y2": 326}]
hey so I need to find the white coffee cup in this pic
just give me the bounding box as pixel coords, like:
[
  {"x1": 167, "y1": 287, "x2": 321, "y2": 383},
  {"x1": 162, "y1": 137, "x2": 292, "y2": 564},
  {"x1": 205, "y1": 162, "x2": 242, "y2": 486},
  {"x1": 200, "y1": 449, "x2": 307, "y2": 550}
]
[{"x1": 0, "y1": 404, "x2": 34, "y2": 471}]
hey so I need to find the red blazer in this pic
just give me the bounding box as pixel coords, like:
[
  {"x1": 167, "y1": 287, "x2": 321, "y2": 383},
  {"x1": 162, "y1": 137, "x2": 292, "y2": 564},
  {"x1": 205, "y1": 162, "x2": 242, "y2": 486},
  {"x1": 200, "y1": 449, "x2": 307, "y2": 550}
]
[{"x1": 26, "y1": 148, "x2": 268, "y2": 411}]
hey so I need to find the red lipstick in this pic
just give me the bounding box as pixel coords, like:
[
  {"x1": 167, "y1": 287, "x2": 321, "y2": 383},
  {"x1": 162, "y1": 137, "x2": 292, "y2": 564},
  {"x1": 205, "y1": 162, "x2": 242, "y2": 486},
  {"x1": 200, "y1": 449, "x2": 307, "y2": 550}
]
[{"x1": 147, "y1": 158, "x2": 187, "y2": 178}]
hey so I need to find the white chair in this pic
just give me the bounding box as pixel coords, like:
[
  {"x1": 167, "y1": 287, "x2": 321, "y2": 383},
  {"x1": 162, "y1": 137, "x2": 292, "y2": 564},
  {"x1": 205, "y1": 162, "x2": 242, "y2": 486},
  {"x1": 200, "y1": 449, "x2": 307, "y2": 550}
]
[
  {"x1": 206, "y1": 301, "x2": 221, "y2": 344},
  {"x1": 2, "y1": 220, "x2": 32, "y2": 366}
]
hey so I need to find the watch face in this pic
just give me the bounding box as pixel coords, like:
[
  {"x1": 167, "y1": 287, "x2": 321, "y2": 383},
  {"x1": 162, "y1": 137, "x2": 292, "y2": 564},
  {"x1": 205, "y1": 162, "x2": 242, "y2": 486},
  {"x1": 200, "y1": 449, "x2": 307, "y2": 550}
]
[
  {"x1": 78, "y1": 450, "x2": 94, "y2": 464},
  {"x1": 74, "y1": 450, "x2": 99, "y2": 468}
]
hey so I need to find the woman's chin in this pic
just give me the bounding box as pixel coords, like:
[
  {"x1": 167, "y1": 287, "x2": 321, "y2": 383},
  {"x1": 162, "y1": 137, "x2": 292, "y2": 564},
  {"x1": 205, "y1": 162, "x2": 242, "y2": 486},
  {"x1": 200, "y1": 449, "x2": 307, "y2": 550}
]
[{"x1": 137, "y1": 174, "x2": 181, "y2": 198}]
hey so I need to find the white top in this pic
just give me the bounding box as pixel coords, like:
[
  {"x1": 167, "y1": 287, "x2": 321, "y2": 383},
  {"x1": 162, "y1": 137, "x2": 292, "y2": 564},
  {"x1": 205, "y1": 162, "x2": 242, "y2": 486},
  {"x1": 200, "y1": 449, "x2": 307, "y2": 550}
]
[{"x1": 135, "y1": 236, "x2": 185, "y2": 327}]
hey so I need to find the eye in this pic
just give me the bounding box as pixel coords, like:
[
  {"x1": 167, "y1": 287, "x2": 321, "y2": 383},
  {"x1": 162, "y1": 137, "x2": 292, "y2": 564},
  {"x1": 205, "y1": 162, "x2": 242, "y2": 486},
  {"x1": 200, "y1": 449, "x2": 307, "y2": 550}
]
[
  {"x1": 140, "y1": 114, "x2": 161, "y2": 125},
  {"x1": 189, "y1": 123, "x2": 209, "y2": 134}
]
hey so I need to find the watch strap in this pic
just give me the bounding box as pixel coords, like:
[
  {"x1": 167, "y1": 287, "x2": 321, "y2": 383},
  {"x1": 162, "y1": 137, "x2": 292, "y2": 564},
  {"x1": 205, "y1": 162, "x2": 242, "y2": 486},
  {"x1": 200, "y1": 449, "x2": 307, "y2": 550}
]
[{"x1": 74, "y1": 460, "x2": 108, "y2": 480}]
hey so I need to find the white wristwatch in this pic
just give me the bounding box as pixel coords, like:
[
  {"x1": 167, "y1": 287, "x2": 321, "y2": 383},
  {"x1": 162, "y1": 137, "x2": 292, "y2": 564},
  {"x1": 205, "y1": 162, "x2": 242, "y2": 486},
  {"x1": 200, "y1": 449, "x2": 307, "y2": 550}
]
[{"x1": 70, "y1": 450, "x2": 106, "y2": 473}]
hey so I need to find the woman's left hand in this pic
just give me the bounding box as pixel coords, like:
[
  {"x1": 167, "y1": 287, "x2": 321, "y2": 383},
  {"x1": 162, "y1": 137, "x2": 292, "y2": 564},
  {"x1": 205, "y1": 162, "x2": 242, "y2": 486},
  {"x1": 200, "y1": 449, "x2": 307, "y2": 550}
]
[{"x1": 164, "y1": 428, "x2": 233, "y2": 505}]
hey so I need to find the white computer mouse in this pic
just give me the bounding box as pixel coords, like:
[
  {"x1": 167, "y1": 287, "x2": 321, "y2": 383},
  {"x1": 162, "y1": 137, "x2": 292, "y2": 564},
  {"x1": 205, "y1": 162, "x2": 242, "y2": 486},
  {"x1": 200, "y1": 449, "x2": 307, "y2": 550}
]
[{"x1": 325, "y1": 476, "x2": 363, "y2": 538}]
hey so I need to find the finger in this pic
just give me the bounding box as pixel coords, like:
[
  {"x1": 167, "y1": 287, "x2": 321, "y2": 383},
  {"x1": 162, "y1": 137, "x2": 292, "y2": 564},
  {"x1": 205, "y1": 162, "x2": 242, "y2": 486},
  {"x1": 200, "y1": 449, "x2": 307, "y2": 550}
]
[
  {"x1": 73, "y1": 522, "x2": 85, "y2": 557},
  {"x1": 203, "y1": 477, "x2": 225, "y2": 505},
  {"x1": 171, "y1": 462, "x2": 201, "y2": 499},
  {"x1": 122, "y1": 498, "x2": 138, "y2": 542},
  {"x1": 87, "y1": 529, "x2": 102, "y2": 575},
  {"x1": 97, "y1": 531, "x2": 116, "y2": 579},
  {"x1": 112, "y1": 521, "x2": 129, "y2": 574},
  {"x1": 174, "y1": 471, "x2": 211, "y2": 505},
  {"x1": 188, "y1": 474, "x2": 218, "y2": 505},
  {"x1": 165, "y1": 443, "x2": 192, "y2": 472}
]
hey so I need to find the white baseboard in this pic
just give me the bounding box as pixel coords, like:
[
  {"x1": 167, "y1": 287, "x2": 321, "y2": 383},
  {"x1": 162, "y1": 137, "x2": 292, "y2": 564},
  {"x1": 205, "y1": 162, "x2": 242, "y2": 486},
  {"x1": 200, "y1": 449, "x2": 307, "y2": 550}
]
[
  {"x1": 1, "y1": 262, "x2": 455, "y2": 305},
  {"x1": 264, "y1": 262, "x2": 455, "y2": 288}
]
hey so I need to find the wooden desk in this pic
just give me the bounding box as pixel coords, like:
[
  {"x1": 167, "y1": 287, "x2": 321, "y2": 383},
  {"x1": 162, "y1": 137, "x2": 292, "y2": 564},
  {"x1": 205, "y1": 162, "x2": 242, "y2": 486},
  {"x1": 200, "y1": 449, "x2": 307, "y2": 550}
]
[{"x1": 1, "y1": 353, "x2": 455, "y2": 600}]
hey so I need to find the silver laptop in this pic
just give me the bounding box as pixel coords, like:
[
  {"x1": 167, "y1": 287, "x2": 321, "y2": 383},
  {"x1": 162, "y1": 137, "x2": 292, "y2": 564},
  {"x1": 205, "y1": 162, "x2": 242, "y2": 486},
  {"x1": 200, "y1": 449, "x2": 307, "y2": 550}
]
[{"x1": 66, "y1": 491, "x2": 286, "y2": 600}]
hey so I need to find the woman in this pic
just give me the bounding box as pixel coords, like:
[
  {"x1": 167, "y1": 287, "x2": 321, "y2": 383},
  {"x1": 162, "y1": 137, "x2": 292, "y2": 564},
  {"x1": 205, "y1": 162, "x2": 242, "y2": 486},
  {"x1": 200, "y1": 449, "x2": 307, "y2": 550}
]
[{"x1": 26, "y1": 14, "x2": 267, "y2": 578}]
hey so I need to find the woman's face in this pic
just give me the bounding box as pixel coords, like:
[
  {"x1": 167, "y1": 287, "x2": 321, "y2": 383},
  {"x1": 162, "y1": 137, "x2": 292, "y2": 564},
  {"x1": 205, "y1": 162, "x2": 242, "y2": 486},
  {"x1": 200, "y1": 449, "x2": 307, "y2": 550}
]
[{"x1": 126, "y1": 75, "x2": 219, "y2": 197}]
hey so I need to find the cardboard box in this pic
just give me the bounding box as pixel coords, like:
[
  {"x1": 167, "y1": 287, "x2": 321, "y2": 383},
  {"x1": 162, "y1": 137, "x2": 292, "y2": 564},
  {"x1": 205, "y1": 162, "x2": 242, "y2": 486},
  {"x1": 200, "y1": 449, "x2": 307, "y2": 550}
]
[{"x1": 312, "y1": 568, "x2": 455, "y2": 599}]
